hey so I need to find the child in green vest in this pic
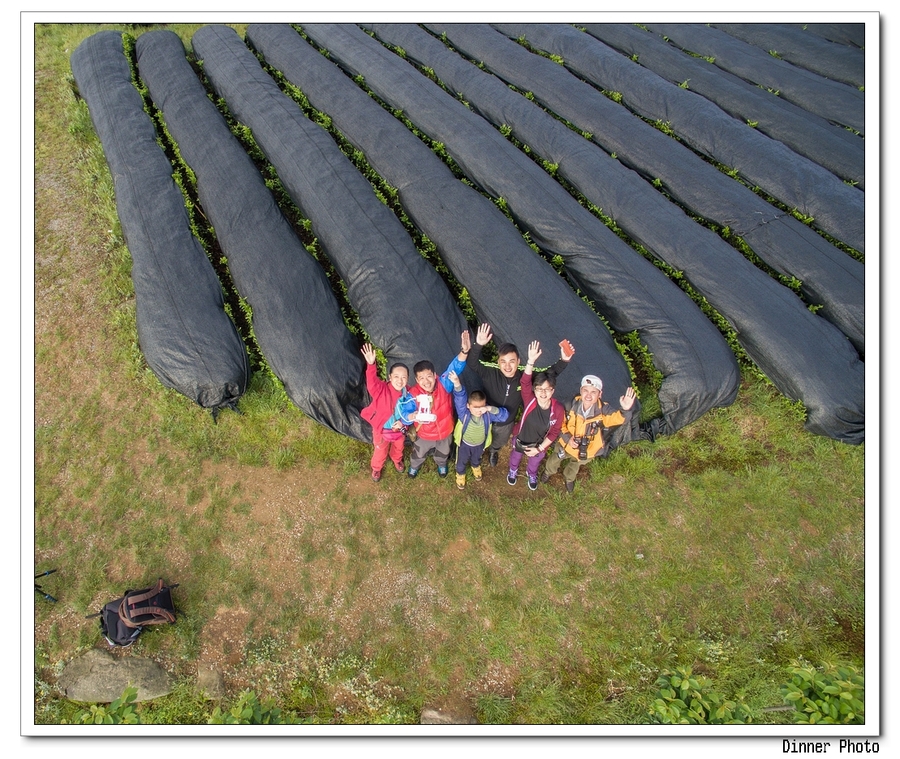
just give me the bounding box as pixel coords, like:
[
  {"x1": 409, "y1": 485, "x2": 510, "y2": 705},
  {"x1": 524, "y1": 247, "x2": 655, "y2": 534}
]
[{"x1": 448, "y1": 371, "x2": 509, "y2": 489}]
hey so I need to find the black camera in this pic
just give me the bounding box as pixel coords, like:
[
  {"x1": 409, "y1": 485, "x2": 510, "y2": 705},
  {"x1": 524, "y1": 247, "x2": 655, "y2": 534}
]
[{"x1": 577, "y1": 435, "x2": 589, "y2": 460}]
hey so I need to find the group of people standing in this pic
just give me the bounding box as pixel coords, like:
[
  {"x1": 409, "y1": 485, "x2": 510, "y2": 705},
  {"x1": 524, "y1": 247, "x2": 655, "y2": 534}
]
[{"x1": 361, "y1": 324, "x2": 637, "y2": 493}]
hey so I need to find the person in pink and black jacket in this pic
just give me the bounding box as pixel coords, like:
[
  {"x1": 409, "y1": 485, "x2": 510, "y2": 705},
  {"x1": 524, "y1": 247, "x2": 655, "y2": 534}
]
[{"x1": 506, "y1": 340, "x2": 566, "y2": 492}]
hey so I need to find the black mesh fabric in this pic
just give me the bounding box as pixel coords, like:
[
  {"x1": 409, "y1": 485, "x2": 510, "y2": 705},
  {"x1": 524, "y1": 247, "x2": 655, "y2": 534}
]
[
  {"x1": 135, "y1": 29, "x2": 368, "y2": 440},
  {"x1": 645, "y1": 23, "x2": 864, "y2": 131},
  {"x1": 70, "y1": 31, "x2": 249, "y2": 412},
  {"x1": 794, "y1": 23, "x2": 865, "y2": 49},
  {"x1": 245, "y1": 22, "x2": 644, "y2": 440},
  {"x1": 581, "y1": 24, "x2": 863, "y2": 189},
  {"x1": 492, "y1": 23, "x2": 864, "y2": 255},
  {"x1": 711, "y1": 22, "x2": 865, "y2": 90},
  {"x1": 190, "y1": 24, "x2": 468, "y2": 376},
  {"x1": 272, "y1": 23, "x2": 746, "y2": 435},
  {"x1": 70, "y1": 24, "x2": 867, "y2": 446},
  {"x1": 423, "y1": 23, "x2": 864, "y2": 356}
]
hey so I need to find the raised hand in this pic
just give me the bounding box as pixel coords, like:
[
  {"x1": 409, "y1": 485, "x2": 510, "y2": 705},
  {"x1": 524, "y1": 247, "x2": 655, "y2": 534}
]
[
  {"x1": 620, "y1": 386, "x2": 637, "y2": 410},
  {"x1": 527, "y1": 340, "x2": 542, "y2": 366},
  {"x1": 361, "y1": 343, "x2": 377, "y2": 365},
  {"x1": 461, "y1": 329, "x2": 472, "y2": 354},
  {"x1": 476, "y1": 323, "x2": 492, "y2": 347}
]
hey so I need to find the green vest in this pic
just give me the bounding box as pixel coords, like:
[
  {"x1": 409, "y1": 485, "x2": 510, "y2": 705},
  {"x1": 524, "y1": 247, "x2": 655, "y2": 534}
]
[{"x1": 453, "y1": 412, "x2": 492, "y2": 449}]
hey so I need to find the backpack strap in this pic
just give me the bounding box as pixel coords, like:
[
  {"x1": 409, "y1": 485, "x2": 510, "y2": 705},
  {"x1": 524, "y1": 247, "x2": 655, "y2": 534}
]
[
  {"x1": 121, "y1": 578, "x2": 165, "y2": 607},
  {"x1": 118, "y1": 598, "x2": 142, "y2": 628},
  {"x1": 119, "y1": 600, "x2": 176, "y2": 626}
]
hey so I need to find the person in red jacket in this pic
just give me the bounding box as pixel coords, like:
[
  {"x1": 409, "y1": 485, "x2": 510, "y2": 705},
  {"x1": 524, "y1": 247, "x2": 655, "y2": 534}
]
[
  {"x1": 407, "y1": 330, "x2": 472, "y2": 478},
  {"x1": 360, "y1": 343, "x2": 412, "y2": 482}
]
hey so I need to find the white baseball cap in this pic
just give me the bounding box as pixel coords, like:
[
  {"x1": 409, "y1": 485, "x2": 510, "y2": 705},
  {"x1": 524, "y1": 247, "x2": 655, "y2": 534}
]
[{"x1": 580, "y1": 375, "x2": 603, "y2": 391}]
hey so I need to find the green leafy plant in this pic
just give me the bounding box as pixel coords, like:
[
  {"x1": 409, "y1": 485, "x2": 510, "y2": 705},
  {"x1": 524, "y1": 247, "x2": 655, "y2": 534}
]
[
  {"x1": 76, "y1": 686, "x2": 141, "y2": 724},
  {"x1": 208, "y1": 689, "x2": 302, "y2": 724},
  {"x1": 780, "y1": 662, "x2": 864, "y2": 724},
  {"x1": 648, "y1": 667, "x2": 752, "y2": 724}
]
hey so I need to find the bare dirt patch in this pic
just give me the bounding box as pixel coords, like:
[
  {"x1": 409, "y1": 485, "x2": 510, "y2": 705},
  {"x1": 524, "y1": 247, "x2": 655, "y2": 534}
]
[{"x1": 200, "y1": 606, "x2": 252, "y2": 669}]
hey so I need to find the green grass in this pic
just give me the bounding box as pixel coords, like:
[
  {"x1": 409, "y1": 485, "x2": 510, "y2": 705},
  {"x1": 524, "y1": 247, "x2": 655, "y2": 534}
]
[{"x1": 32, "y1": 22, "x2": 866, "y2": 727}]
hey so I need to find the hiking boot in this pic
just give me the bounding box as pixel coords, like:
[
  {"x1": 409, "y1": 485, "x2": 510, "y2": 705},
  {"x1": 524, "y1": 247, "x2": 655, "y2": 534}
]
[
  {"x1": 471, "y1": 465, "x2": 483, "y2": 482},
  {"x1": 437, "y1": 465, "x2": 448, "y2": 478},
  {"x1": 489, "y1": 450, "x2": 499, "y2": 467},
  {"x1": 408, "y1": 467, "x2": 419, "y2": 479},
  {"x1": 565, "y1": 480, "x2": 575, "y2": 493},
  {"x1": 393, "y1": 461, "x2": 405, "y2": 473},
  {"x1": 456, "y1": 473, "x2": 466, "y2": 490},
  {"x1": 527, "y1": 475, "x2": 538, "y2": 491},
  {"x1": 540, "y1": 470, "x2": 551, "y2": 484},
  {"x1": 371, "y1": 469, "x2": 382, "y2": 482},
  {"x1": 507, "y1": 469, "x2": 518, "y2": 486}
]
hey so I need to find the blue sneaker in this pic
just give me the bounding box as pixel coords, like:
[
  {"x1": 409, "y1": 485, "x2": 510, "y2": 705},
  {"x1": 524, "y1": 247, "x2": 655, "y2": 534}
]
[
  {"x1": 407, "y1": 467, "x2": 419, "y2": 478},
  {"x1": 527, "y1": 475, "x2": 538, "y2": 491},
  {"x1": 437, "y1": 465, "x2": 448, "y2": 478},
  {"x1": 507, "y1": 469, "x2": 518, "y2": 486}
]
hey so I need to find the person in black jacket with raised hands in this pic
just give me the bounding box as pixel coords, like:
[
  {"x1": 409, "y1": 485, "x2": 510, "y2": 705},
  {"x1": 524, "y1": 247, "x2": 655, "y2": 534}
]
[{"x1": 466, "y1": 323, "x2": 574, "y2": 468}]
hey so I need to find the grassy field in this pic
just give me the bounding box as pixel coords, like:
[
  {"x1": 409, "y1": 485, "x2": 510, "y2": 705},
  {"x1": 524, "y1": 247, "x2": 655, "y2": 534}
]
[{"x1": 31, "y1": 22, "x2": 867, "y2": 729}]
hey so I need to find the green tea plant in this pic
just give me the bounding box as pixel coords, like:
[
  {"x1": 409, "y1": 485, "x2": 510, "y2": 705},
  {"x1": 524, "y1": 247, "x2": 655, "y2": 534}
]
[
  {"x1": 780, "y1": 662, "x2": 864, "y2": 724},
  {"x1": 648, "y1": 666, "x2": 752, "y2": 724},
  {"x1": 75, "y1": 686, "x2": 141, "y2": 725},
  {"x1": 208, "y1": 690, "x2": 303, "y2": 724}
]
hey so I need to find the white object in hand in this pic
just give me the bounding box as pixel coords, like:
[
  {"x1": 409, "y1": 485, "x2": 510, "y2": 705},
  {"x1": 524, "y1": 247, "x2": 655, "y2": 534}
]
[{"x1": 417, "y1": 394, "x2": 436, "y2": 423}]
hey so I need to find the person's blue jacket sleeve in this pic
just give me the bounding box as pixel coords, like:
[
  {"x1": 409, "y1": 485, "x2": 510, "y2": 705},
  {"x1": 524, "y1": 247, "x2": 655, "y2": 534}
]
[
  {"x1": 396, "y1": 390, "x2": 418, "y2": 425},
  {"x1": 384, "y1": 389, "x2": 417, "y2": 429},
  {"x1": 489, "y1": 406, "x2": 510, "y2": 424},
  {"x1": 452, "y1": 385, "x2": 468, "y2": 419},
  {"x1": 439, "y1": 355, "x2": 468, "y2": 393}
]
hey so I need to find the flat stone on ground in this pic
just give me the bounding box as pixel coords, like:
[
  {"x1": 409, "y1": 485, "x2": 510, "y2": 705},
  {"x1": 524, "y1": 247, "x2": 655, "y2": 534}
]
[
  {"x1": 196, "y1": 664, "x2": 227, "y2": 700},
  {"x1": 57, "y1": 647, "x2": 172, "y2": 703}
]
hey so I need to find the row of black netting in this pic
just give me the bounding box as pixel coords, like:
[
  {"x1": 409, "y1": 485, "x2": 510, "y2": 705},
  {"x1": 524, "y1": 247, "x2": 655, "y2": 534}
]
[
  {"x1": 579, "y1": 24, "x2": 864, "y2": 189},
  {"x1": 491, "y1": 23, "x2": 865, "y2": 255},
  {"x1": 69, "y1": 31, "x2": 249, "y2": 419},
  {"x1": 69, "y1": 22, "x2": 866, "y2": 444}
]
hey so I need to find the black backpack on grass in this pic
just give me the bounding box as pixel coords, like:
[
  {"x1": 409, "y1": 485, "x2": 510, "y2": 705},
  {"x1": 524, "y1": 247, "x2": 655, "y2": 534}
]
[{"x1": 88, "y1": 579, "x2": 179, "y2": 647}]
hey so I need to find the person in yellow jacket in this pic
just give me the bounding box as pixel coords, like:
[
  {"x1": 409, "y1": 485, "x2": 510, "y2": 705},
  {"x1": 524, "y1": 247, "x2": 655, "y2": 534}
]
[{"x1": 542, "y1": 375, "x2": 637, "y2": 493}]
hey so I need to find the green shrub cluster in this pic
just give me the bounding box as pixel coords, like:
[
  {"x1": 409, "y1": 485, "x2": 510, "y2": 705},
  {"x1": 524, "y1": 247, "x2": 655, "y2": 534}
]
[
  {"x1": 648, "y1": 662, "x2": 864, "y2": 726},
  {"x1": 648, "y1": 666, "x2": 752, "y2": 724},
  {"x1": 780, "y1": 662, "x2": 864, "y2": 725},
  {"x1": 75, "y1": 686, "x2": 140, "y2": 725},
  {"x1": 208, "y1": 690, "x2": 304, "y2": 725},
  {"x1": 72, "y1": 688, "x2": 303, "y2": 725}
]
